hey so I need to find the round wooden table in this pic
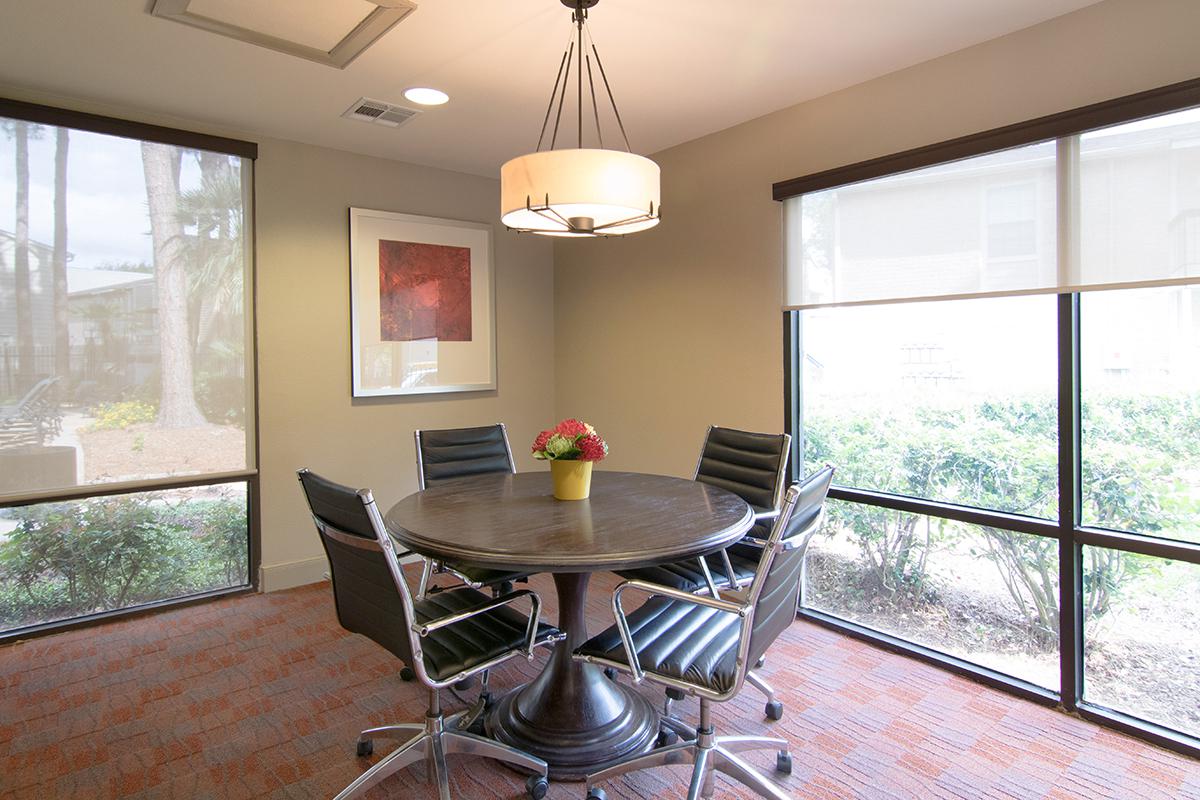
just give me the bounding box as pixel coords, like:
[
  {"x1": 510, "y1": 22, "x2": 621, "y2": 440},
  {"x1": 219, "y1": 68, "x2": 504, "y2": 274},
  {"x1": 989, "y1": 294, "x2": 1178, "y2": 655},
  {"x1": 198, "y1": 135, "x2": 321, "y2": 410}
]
[{"x1": 384, "y1": 470, "x2": 753, "y2": 779}]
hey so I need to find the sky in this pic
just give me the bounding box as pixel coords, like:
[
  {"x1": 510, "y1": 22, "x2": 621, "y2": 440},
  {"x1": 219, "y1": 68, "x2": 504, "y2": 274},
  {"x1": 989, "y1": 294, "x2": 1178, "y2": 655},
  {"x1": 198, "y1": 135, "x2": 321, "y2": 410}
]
[{"x1": 0, "y1": 123, "x2": 207, "y2": 271}]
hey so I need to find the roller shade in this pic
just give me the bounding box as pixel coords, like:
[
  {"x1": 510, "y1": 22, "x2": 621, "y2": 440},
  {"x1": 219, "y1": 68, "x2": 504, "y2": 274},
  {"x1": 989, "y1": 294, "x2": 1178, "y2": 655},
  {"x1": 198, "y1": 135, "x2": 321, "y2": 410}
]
[{"x1": 785, "y1": 107, "x2": 1200, "y2": 309}]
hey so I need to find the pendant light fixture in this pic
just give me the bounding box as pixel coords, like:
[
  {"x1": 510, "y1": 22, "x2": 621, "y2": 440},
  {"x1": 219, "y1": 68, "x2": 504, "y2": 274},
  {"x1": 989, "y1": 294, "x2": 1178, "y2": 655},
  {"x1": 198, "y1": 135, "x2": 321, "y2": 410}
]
[{"x1": 501, "y1": 0, "x2": 660, "y2": 238}]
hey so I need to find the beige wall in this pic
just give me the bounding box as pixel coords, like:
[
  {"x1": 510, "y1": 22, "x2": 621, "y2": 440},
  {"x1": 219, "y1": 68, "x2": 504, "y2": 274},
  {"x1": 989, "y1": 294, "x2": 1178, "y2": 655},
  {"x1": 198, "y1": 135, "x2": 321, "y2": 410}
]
[
  {"x1": 255, "y1": 140, "x2": 554, "y2": 589},
  {"x1": 0, "y1": 86, "x2": 555, "y2": 591},
  {"x1": 553, "y1": 0, "x2": 1200, "y2": 478}
]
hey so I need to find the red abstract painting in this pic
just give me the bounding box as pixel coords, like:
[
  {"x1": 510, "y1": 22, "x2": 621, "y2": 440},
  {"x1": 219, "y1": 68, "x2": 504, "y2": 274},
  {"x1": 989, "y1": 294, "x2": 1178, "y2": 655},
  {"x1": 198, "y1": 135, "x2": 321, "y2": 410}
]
[{"x1": 378, "y1": 240, "x2": 472, "y2": 342}]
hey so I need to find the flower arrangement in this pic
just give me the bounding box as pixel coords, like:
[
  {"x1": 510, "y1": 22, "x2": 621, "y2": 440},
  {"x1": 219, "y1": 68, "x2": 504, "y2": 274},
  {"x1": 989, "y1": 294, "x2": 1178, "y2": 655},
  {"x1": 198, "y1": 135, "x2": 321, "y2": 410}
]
[{"x1": 531, "y1": 418, "x2": 609, "y2": 462}]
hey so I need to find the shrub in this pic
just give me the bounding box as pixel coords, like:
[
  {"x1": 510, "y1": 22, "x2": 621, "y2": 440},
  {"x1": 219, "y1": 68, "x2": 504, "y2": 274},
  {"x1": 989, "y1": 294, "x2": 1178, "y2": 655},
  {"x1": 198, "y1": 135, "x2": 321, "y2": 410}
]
[
  {"x1": 806, "y1": 392, "x2": 1197, "y2": 648},
  {"x1": 0, "y1": 494, "x2": 247, "y2": 631},
  {"x1": 85, "y1": 400, "x2": 158, "y2": 431}
]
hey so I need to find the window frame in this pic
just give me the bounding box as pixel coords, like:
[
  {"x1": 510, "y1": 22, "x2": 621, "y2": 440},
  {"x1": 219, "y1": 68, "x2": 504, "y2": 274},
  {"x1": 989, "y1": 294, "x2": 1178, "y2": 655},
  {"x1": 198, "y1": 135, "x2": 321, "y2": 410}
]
[
  {"x1": 0, "y1": 98, "x2": 261, "y2": 643},
  {"x1": 781, "y1": 76, "x2": 1200, "y2": 760}
]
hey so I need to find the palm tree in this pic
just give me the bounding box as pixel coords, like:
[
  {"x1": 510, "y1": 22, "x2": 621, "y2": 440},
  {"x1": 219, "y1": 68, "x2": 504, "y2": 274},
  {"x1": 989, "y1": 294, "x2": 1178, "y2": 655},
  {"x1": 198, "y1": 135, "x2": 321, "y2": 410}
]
[
  {"x1": 178, "y1": 153, "x2": 244, "y2": 350},
  {"x1": 7, "y1": 120, "x2": 36, "y2": 390},
  {"x1": 142, "y1": 141, "x2": 206, "y2": 428},
  {"x1": 52, "y1": 127, "x2": 69, "y2": 382}
]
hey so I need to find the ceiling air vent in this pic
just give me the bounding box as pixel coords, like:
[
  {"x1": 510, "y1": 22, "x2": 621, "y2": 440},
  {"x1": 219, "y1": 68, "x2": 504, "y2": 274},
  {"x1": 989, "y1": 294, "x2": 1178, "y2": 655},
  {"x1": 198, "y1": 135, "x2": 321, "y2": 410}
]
[{"x1": 342, "y1": 97, "x2": 420, "y2": 128}]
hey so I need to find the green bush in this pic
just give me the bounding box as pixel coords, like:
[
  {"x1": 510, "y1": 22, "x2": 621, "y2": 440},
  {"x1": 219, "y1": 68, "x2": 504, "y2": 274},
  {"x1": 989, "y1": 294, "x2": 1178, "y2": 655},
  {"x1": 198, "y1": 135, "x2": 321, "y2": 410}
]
[
  {"x1": 0, "y1": 494, "x2": 248, "y2": 631},
  {"x1": 806, "y1": 392, "x2": 1197, "y2": 648}
]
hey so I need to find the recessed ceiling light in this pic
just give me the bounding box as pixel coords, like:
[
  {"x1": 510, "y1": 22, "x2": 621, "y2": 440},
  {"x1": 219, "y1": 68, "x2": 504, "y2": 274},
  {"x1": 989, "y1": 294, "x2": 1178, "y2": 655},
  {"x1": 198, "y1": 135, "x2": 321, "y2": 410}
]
[{"x1": 403, "y1": 87, "x2": 449, "y2": 106}]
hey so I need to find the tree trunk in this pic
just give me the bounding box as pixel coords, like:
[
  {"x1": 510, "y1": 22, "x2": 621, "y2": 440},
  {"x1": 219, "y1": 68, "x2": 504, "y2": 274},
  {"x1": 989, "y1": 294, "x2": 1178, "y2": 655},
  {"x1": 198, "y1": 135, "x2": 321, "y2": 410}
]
[
  {"x1": 53, "y1": 128, "x2": 70, "y2": 381},
  {"x1": 14, "y1": 121, "x2": 34, "y2": 390},
  {"x1": 142, "y1": 142, "x2": 206, "y2": 428}
]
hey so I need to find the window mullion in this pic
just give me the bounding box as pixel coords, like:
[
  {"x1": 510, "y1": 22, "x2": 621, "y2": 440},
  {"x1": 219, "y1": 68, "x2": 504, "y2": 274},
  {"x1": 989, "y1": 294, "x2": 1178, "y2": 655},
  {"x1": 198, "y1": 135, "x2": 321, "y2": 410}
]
[{"x1": 1056, "y1": 133, "x2": 1084, "y2": 711}]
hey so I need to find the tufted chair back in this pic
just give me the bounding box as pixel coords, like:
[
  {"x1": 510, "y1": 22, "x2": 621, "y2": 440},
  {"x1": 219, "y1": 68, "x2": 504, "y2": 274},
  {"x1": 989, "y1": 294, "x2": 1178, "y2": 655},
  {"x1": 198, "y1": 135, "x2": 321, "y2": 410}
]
[
  {"x1": 297, "y1": 469, "x2": 418, "y2": 668},
  {"x1": 415, "y1": 424, "x2": 516, "y2": 490},
  {"x1": 694, "y1": 426, "x2": 790, "y2": 515},
  {"x1": 744, "y1": 466, "x2": 834, "y2": 670}
]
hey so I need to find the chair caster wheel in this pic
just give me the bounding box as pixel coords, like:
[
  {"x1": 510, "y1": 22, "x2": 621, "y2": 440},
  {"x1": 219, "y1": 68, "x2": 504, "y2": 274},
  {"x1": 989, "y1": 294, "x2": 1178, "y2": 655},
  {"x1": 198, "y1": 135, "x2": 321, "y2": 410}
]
[
  {"x1": 586, "y1": 788, "x2": 608, "y2": 800},
  {"x1": 499, "y1": 581, "x2": 515, "y2": 596},
  {"x1": 604, "y1": 667, "x2": 618, "y2": 681},
  {"x1": 656, "y1": 728, "x2": 678, "y2": 748},
  {"x1": 400, "y1": 667, "x2": 415, "y2": 682},
  {"x1": 765, "y1": 700, "x2": 783, "y2": 721},
  {"x1": 356, "y1": 738, "x2": 373, "y2": 757},
  {"x1": 755, "y1": 656, "x2": 766, "y2": 668},
  {"x1": 775, "y1": 750, "x2": 792, "y2": 775},
  {"x1": 525, "y1": 774, "x2": 549, "y2": 799}
]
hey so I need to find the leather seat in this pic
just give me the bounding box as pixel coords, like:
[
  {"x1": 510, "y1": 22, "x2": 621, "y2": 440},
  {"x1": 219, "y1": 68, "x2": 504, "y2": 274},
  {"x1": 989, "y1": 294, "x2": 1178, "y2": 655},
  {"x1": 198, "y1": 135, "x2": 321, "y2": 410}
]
[
  {"x1": 575, "y1": 467, "x2": 835, "y2": 800},
  {"x1": 297, "y1": 468, "x2": 557, "y2": 800},
  {"x1": 617, "y1": 427, "x2": 789, "y2": 595},
  {"x1": 576, "y1": 597, "x2": 742, "y2": 695},
  {"x1": 415, "y1": 588, "x2": 558, "y2": 682},
  {"x1": 623, "y1": 523, "x2": 767, "y2": 594}
]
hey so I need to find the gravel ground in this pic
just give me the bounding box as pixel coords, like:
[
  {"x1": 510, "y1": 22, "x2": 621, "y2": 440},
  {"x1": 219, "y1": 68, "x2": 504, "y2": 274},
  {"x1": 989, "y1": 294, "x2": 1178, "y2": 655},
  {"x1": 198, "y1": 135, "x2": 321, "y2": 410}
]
[{"x1": 78, "y1": 423, "x2": 246, "y2": 482}]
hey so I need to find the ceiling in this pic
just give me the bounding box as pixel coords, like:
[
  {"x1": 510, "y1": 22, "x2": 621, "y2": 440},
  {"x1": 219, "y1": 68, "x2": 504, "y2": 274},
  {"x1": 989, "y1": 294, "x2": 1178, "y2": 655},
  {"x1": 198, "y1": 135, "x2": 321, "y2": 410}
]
[{"x1": 0, "y1": 0, "x2": 1103, "y2": 177}]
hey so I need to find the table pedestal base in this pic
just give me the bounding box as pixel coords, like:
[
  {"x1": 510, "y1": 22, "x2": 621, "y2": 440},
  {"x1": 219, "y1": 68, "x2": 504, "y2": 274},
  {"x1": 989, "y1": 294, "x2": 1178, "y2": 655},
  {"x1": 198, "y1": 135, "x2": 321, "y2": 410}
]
[{"x1": 485, "y1": 572, "x2": 658, "y2": 780}]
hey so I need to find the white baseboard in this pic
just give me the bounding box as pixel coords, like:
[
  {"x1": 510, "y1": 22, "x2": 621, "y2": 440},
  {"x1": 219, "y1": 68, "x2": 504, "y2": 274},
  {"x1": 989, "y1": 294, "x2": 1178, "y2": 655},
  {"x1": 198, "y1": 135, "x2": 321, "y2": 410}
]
[
  {"x1": 258, "y1": 552, "x2": 423, "y2": 593},
  {"x1": 259, "y1": 555, "x2": 329, "y2": 592}
]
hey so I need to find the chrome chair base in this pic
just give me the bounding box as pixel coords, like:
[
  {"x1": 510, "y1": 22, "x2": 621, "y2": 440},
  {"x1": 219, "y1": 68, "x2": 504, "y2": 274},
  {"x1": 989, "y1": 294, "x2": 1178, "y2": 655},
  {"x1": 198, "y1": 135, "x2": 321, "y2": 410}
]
[
  {"x1": 586, "y1": 725, "x2": 791, "y2": 800},
  {"x1": 664, "y1": 669, "x2": 782, "y2": 723},
  {"x1": 336, "y1": 697, "x2": 548, "y2": 800}
]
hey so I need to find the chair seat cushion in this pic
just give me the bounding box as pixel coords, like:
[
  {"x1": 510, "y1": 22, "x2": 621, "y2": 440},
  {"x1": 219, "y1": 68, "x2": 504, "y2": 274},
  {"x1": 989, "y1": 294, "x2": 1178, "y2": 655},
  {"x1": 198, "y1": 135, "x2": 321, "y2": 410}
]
[
  {"x1": 574, "y1": 596, "x2": 741, "y2": 695},
  {"x1": 444, "y1": 562, "x2": 529, "y2": 588},
  {"x1": 416, "y1": 588, "x2": 558, "y2": 682},
  {"x1": 615, "y1": 526, "x2": 766, "y2": 593}
]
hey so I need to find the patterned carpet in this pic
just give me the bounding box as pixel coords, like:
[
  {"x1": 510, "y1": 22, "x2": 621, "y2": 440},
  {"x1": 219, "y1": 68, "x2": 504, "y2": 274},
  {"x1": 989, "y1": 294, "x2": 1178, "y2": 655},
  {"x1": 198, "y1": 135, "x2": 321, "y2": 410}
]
[{"x1": 1, "y1": 570, "x2": 1198, "y2": 800}]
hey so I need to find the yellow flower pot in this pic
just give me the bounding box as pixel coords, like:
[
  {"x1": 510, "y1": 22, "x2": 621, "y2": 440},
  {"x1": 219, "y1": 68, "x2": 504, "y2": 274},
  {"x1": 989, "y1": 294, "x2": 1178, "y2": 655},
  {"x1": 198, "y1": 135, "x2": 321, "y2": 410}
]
[{"x1": 550, "y1": 460, "x2": 593, "y2": 500}]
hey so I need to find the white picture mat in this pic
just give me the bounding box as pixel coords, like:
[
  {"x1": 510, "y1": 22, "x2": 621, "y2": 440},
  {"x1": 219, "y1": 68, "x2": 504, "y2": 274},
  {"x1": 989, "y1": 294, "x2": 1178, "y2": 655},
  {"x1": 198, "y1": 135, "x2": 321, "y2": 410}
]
[{"x1": 349, "y1": 208, "x2": 496, "y2": 397}]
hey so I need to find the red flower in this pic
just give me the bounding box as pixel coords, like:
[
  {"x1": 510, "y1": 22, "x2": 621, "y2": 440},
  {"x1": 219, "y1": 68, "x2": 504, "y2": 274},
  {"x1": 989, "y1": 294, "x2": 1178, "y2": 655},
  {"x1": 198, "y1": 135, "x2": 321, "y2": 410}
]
[
  {"x1": 578, "y1": 434, "x2": 608, "y2": 462},
  {"x1": 531, "y1": 429, "x2": 553, "y2": 453},
  {"x1": 555, "y1": 418, "x2": 589, "y2": 439}
]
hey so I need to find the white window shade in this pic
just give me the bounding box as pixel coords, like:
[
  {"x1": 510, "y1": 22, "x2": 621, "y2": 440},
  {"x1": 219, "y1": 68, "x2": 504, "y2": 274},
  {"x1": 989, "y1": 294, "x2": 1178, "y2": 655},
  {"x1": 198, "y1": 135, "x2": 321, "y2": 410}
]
[
  {"x1": 785, "y1": 108, "x2": 1200, "y2": 309},
  {"x1": 1079, "y1": 108, "x2": 1200, "y2": 289}
]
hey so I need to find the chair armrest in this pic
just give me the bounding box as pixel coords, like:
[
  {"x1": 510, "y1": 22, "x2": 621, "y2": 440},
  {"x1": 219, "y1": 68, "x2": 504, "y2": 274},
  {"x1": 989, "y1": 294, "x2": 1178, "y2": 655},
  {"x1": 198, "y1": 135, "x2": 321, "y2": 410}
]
[
  {"x1": 740, "y1": 508, "x2": 826, "y2": 551},
  {"x1": 610, "y1": 579, "x2": 748, "y2": 684},
  {"x1": 413, "y1": 588, "x2": 546, "y2": 656}
]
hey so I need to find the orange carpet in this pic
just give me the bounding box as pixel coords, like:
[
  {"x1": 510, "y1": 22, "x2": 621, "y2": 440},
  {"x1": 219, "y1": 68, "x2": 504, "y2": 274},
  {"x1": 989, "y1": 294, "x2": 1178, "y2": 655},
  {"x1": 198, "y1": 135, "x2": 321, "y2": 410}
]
[{"x1": 1, "y1": 571, "x2": 1197, "y2": 799}]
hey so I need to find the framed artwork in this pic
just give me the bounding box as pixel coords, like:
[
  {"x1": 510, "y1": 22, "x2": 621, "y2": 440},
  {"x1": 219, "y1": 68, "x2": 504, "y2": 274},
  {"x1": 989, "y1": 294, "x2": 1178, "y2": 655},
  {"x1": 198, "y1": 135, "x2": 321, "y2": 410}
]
[{"x1": 349, "y1": 208, "x2": 496, "y2": 397}]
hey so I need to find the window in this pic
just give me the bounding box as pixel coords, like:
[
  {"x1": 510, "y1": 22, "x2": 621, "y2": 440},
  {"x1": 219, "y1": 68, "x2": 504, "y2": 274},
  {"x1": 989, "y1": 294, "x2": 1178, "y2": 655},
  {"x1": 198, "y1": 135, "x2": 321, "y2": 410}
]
[
  {"x1": 781, "y1": 80, "x2": 1200, "y2": 752},
  {"x1": 1081, "y1": 286, "x2": 1200, "y2": 543},
  {"x1": 802, "y1": 295, "x2": 1057, "y2": 517},
  {"x1": 1083, "y1": 549, "x2": 1200, "y2": 739},
  {"x1": 804, "y1": 501, "x2": 1060, "y2": 689},
  {"x1": 0, "y1": 102, "x2": 256, "y2": 638}
]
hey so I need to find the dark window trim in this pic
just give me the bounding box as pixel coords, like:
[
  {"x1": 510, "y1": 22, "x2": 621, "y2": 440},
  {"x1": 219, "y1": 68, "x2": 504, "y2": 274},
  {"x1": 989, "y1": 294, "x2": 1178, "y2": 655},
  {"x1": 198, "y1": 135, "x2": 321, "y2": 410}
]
[
  {"x1": 1077, "y1": 703, "x2": 1200, "y2": 762},
  {"x1": 0, "y1": 470, "x2": 258, "y2": 509},
  {"x1": 1057, "y1": 293, "x2": 1084, "y2": 712},
  {"x1": 772, "y1": 75, "x2": 1200, "y2": 200},
  {"x1": 0, "y1": 97, "x2": 258, "y2": 160},
  {"x1": 0, "y1": 584, "x2": 254, "y2": 648},
  {"x1": 826, "y1": 485, "x2": 1060, "y2": 539},
  {"x1": 797, "y1": 607, "x2": 1059, "y2": 708},
  {"x1": 1076, "y1": 528, "x2": 1200, "y2": 566}
]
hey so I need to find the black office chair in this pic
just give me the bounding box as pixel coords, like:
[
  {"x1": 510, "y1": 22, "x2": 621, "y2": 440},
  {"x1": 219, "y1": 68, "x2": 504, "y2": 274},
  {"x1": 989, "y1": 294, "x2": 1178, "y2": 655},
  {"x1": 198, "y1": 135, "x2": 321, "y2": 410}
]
[
  {"x1": 414, "y1": 424, "x2": 531, "y2": 599},
  {"x1": 576, "y1": 466, "x2": 834, "y2": 800},
  {"x1": 615, "y1": 425, "x2": 791, "y2": 722},
  {"x1": 297, "y1": 468, "x2": 559, "y2": 800}
]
